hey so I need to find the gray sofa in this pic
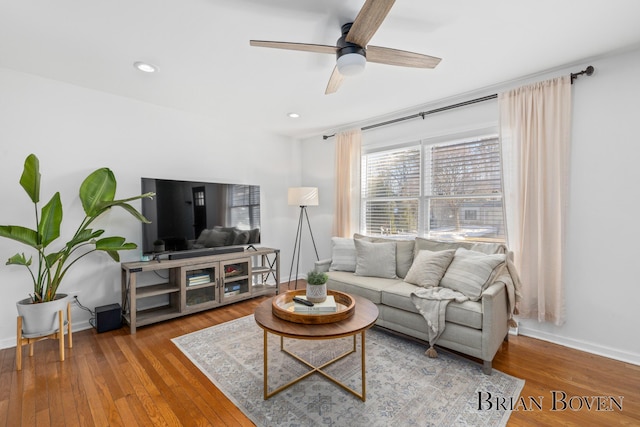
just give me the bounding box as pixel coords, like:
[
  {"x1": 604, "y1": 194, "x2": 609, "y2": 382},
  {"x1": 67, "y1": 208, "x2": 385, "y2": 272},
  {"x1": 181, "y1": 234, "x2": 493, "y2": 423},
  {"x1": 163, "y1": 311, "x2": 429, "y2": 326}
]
[{"x1": 315, "y1": 235, "x2": 519, "y2": 374}]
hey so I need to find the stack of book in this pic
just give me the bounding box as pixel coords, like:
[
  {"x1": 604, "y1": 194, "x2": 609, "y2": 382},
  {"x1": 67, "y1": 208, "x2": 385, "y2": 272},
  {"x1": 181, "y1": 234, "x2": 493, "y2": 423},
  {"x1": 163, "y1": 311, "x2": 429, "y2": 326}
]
[
  {"x1": 187, "y1": 273, "x2": 211, "y2": 287},
  {"x1": 293, "y1": 295, "x2": 337, "y2": 313},
  {"x1": 225, "y1": 283, "x2": 242, "y2": 296}
]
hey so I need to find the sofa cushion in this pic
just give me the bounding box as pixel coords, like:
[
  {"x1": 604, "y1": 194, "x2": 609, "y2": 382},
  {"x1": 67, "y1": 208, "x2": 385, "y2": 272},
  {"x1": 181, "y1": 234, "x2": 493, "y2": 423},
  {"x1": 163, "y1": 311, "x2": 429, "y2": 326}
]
[
  {"x1": 404, "y1": 249, "x2": 455, "y2": 288},
  {"x1": 440, "y1": 248, "x2": 506, "y2": 301},
  {"x1": 354, "y1": 239, "x2": 397, "y2": 279},
  {"x1": 329, "y1": 237, "x2": 357, "y2": 272},
  {"x1": 326, "y1": 271, "x2": 400, "y2": 304},
  {"x1": 381, "y1": 281, "x2": 483, "y2": 329},
  {"x1": 470, "y1": 242, "x2": 506, "y2": 254},
  {"x1": 204, "y1": 229, "x2": 230, "y2": 247},
  {"x1": 414, "y1": 237, "x2": 474, "y2": 255},
  {"x1": 354, "y1": 234, "x2": 414, "y2": 278}
]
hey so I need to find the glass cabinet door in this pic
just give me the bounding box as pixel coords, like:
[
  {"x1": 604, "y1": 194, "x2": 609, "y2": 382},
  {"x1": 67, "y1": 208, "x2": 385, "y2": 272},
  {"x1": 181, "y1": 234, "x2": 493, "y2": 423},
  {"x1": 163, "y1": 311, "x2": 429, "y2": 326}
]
[
  {"x1": 221, "y1": 260, "x2": 251, "y2": 302},
  {"x1": 184, "y1": 265, "x2": 218, "y2": 308}
]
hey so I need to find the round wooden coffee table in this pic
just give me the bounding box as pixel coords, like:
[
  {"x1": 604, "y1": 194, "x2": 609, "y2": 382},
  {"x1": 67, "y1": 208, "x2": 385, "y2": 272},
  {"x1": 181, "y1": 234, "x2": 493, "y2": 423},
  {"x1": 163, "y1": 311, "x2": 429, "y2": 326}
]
[{"x1": 254, "y1": 291, "x2": 378, "y2": 401}]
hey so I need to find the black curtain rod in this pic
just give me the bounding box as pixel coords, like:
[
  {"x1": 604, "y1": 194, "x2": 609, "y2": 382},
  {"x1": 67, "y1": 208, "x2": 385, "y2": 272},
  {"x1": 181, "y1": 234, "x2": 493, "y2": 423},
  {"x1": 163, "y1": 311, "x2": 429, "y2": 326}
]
[{"x1": 323, "y1": 65, "x2": 594, "y2": 140}]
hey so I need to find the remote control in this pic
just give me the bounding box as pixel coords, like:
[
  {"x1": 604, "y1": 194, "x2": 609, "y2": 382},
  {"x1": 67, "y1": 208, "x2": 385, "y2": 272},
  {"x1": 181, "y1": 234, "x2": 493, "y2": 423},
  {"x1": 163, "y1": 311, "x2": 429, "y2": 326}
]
[{"x1": 292, "y1": 296, "x2": 314, "y2": 307}]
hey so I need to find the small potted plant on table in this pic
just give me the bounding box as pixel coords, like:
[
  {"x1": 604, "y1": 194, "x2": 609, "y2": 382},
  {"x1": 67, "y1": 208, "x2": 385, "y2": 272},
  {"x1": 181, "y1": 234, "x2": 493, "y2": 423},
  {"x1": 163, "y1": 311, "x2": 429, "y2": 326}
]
[{"x1": 305, "y1": 270, "x2": 329, "y2": 303}]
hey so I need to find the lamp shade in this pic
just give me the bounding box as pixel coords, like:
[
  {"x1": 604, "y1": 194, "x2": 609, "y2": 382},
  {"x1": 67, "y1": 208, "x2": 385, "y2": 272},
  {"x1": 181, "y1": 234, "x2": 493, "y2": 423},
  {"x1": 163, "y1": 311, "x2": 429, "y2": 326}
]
[{"x1": 288, "y1": 187, "x2": 319, "y2": 206}]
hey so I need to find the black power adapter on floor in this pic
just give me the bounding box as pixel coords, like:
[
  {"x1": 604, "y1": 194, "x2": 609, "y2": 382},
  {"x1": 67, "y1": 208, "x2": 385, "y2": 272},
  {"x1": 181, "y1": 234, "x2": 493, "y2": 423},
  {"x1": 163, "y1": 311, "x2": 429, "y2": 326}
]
[{"x1": 95, "y1": 303, "x2": 122, "y2": 333}]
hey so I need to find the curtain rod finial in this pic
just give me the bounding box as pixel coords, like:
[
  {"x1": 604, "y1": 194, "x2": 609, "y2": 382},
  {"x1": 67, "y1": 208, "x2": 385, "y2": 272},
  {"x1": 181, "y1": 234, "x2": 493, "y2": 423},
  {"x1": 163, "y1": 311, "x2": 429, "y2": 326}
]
[{"x1": 571, "y1": 65, "x2": 595, "y2": 84}]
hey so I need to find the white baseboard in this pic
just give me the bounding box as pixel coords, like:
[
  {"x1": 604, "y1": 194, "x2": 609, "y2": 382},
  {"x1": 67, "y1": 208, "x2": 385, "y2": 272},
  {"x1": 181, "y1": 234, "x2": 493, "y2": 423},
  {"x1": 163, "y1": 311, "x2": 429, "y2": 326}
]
[{"x1": 519, "y1": 324, "x2": 640, "y2": 366}]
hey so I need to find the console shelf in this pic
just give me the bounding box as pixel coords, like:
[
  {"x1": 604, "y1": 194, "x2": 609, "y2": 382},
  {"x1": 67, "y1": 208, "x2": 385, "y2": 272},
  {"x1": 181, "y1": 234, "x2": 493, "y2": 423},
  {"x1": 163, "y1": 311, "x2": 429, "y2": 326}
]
[{"x1": 121, "y1": 247, "x2": 280, "y2": 333}]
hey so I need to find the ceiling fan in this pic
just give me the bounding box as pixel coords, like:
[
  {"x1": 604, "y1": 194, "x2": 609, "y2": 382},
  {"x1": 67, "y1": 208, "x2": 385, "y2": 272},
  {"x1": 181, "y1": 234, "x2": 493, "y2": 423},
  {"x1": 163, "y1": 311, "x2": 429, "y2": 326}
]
[{"x1": 250, "y1": 0, "x2": 441, "y2": 94}]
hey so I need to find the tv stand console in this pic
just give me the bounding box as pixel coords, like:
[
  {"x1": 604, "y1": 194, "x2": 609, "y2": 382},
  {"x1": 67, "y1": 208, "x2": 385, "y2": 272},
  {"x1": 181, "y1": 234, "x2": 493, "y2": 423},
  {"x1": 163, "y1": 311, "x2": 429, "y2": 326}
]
[{"x1": 121, "y1": 247, "x2": 280, "y2": 333}]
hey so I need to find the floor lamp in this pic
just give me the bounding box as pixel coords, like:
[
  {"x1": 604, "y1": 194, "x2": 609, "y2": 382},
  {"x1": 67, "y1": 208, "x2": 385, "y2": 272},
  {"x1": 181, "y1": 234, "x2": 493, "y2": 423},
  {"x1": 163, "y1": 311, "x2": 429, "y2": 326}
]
[{"x1": 288, "y1": 187, "x2": 319, "y2": 289}]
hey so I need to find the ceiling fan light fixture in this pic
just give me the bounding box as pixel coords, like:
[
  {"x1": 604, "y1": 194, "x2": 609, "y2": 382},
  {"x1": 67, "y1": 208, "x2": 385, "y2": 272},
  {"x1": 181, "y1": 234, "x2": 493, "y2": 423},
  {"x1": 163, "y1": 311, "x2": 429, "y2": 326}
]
[{"x1": 336, "y1": 52, "x2": 366, "y2": 76}]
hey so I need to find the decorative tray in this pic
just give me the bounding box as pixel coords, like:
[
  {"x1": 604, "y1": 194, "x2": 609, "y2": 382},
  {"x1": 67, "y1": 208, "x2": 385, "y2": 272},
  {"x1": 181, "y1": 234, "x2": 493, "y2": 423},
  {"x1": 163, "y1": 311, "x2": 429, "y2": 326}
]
[{"x1": 272, "y1": 289, "x2": 355, "y2": 324}]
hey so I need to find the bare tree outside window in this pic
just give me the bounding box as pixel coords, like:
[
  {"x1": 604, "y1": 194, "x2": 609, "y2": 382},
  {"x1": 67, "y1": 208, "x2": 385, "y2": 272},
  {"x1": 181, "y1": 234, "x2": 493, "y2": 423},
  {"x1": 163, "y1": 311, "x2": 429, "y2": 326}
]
[
  {"x1": 361, "y1": 148, "x2": 420, "y2": 236},
  {"x1": 426, "y1": 138, "x2": 504, "y2": 241}
]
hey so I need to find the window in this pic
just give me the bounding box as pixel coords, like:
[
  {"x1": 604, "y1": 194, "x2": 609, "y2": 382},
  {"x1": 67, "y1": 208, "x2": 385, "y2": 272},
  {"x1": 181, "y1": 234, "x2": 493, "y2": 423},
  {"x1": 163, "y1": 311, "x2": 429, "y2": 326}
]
[
  {"x1": 425, "y1": 137, "x2": 504, "y2": 242},
  {"x1": 228, "y1": 185, "x2": 260, "y2": 229},
  {"x1": 361, "y1": 147, "x2": 421, "y2": 236},
  {"x1": 193, "y1": 189, "x2": 205, "y2": 207},
  {"x1": 361, "y1": 136, "x2": 505, "y2": 242}
]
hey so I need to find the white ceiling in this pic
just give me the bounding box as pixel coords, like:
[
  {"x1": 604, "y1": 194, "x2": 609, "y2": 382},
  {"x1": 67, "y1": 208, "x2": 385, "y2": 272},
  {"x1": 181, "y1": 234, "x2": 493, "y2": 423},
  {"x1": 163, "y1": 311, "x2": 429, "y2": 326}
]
[{"x1": 1, "y1": 0, "x2": 640, "y2": 139}]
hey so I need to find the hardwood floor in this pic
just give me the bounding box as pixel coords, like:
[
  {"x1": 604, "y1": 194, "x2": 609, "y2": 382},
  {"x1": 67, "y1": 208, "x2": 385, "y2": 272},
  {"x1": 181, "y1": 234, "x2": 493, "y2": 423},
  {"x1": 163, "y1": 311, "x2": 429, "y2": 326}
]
[{"x1": 1, "y1": 285, "x2": 638, "y2": 426}]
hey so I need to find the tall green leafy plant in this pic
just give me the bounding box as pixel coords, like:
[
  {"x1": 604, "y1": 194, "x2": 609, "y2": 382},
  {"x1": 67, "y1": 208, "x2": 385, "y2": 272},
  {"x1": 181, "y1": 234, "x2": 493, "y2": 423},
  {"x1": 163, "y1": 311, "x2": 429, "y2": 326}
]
[{"x1": 0, "y1": 154, "x2": 155, "y2": 303}]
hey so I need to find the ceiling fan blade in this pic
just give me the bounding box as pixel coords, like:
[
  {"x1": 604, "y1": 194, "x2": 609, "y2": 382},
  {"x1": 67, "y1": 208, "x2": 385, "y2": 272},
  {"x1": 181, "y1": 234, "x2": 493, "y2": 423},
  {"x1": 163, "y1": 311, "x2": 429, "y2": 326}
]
[
  {"x1": 346, "y1": 0, "x2": 396, "y2": 47},
  {"x1": 250, "y1": 40, "x2": 338, "y2": 55},
  {"x1": 325, "y1": 66, "x2": 345, "y2": 95},
  {"x1": 366, "y1": 45, "x2": 441, "y2": 68}
]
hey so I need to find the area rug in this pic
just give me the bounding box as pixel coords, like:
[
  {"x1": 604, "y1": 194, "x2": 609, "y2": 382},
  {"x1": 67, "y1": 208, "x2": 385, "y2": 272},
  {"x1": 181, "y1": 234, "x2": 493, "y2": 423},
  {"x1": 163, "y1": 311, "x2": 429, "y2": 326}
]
[{"x1": 172, "y1": 315, "x2": 524, "y2": 426}]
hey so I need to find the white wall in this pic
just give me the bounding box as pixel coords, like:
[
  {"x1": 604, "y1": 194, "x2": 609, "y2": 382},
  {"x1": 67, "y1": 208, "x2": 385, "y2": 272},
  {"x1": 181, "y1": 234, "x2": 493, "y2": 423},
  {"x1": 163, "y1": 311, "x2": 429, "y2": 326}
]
[
  {"x1": 300, "y1": 46, "x2": 640, "y2": 365},
  {"x1": 0, "y1": 67, "x2": 300, "y2": 348}
]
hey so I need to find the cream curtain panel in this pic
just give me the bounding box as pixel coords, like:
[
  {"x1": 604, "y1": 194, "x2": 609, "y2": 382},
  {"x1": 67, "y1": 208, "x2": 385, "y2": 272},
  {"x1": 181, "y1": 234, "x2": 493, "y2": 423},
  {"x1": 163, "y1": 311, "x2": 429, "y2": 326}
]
[
  {"x1": 499, "y1": 76, "x2": 572, "y2": 325},
  {"x1": 334, "y1": 129, "x2": 362, "y2": 237}
]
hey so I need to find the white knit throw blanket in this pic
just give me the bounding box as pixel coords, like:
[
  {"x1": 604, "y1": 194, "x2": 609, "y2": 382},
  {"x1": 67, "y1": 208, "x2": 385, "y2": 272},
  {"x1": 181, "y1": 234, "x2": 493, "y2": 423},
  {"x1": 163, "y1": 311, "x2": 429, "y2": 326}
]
[
  {"x1": 410, "y1": 254, "x2": 522, "y2": 358},
  {"x1": 410, "y1": 287, "x2": 469, "y2": 357}
]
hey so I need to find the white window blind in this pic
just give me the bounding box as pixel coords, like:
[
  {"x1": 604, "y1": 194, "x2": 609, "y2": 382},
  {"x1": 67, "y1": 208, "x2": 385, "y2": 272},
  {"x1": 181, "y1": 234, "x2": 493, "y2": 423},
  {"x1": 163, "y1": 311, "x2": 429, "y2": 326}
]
[
  {"x1": 360, "y1": 136, "x2": 505, "y2": 242},
  {"x1": 229, "y1": 185, "x2": 260, "y2": 229},
  {"x1": 425, "y1": 137, "x2": 504, "y2": 241},
  {"x1": 361, "y1": 147, "x2": 421, "y2": 236}
]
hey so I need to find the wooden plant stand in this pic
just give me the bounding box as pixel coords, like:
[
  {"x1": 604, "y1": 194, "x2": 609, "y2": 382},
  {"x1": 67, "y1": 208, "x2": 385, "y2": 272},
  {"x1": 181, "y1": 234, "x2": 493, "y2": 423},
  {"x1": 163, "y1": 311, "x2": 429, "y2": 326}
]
[{"x1": 16, "y1": 302, "x2": 73, "y2": 371}]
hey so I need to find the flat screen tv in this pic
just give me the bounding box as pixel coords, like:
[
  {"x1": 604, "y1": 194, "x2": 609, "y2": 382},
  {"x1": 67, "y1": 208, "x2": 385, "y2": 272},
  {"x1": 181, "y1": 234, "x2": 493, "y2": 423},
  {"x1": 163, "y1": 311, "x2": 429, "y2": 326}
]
[{"x1": 141, "y1": 178, "x2": 260, "y2": 257}]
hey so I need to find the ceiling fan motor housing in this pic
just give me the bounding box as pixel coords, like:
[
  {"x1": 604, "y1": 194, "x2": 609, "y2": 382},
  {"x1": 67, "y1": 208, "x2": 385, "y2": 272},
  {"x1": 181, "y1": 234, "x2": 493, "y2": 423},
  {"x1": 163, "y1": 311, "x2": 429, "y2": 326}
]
[
  {"x1": 336, "y1": 23, "x2": 366, "y2": 60},
  {"x1": 336, "y1": 23, "x2": 366, "y2": 76}
]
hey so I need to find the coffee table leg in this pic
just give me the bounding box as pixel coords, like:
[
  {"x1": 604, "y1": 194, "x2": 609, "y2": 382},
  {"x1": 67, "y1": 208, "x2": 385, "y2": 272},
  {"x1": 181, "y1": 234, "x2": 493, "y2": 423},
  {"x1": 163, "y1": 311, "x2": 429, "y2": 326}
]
[
  {"x1": 263, "y1": 329, "x2": 268, "y2": 400},
  {"x1": 361, "y1": 330, "x2": 366, "y2": 401}
]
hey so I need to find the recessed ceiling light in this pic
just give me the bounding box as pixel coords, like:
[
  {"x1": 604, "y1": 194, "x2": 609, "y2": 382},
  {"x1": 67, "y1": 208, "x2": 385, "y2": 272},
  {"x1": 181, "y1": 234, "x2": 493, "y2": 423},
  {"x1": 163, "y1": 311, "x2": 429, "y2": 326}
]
[
  {"x1": 133, "y1": 61, "x2": 158, "y2": 73},
  {"x1": 287, "y1": 112, "x2": 300, "y2": 118}
]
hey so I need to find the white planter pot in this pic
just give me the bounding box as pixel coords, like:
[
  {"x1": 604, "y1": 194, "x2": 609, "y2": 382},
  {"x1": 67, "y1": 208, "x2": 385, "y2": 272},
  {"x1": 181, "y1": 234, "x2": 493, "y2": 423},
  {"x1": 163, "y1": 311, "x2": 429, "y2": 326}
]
[
  {"x1": 16, "y1": 294, "x2": 68, "y2": 336},
  {"x1": 306, "y1": 284, "x2": 327, "y2": 303}
]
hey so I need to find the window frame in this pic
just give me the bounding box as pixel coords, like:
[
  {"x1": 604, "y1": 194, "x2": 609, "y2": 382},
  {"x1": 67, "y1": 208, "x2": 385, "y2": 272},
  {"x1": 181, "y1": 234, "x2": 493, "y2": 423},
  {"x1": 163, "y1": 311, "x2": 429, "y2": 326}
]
[{"x1": 360, "y1": 133, "x2": 505, "y2": 243}]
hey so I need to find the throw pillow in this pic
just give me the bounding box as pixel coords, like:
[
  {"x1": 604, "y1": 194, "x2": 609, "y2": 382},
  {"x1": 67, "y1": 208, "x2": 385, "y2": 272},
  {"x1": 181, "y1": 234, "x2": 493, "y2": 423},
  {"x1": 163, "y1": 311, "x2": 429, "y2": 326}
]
[
  {"x1": 440, "y1": 248, "x2": 506, "y2": 300},
  {"x1": 232, "y1": 230, "x2": 250, "y2": 245},
  {"x1": 214, "y1": 226, "x2": 238, "y2": 245},
  {"x1": 354, "y1": 239, "x2": 397, "y2": 279},
  {"x1": 404, "y1": 249, "x2": 456, "y2": 288},
  {"x1": 354, "y1": 233, "x2": 414, "y2": 278},
  {"x1": 195, "y1": 229, "x2": 212, "y2": 246},
  {"x1": 248, "y1": 228, "x2": 260, "y2": 244},
  {"x1": 204, "y1": 230, "x2": 229, "y2": 247},
  {"x1": 329, "y1": 237, "x2": 357, "y2": 272}
]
